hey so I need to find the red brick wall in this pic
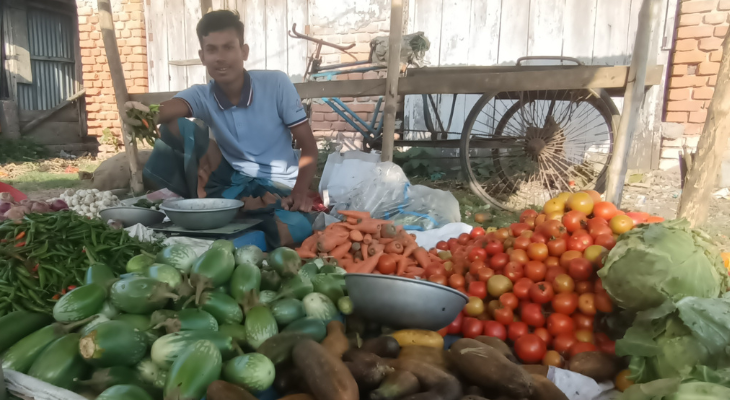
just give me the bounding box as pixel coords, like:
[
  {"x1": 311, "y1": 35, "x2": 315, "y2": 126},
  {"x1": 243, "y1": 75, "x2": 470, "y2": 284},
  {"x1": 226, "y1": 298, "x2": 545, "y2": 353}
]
[
  {"x1": 76, "y1": 0, "x2": 148, "y2": 144},
  {"x1": 662, "y1": 0, "x2": 729, "y2": 168}
]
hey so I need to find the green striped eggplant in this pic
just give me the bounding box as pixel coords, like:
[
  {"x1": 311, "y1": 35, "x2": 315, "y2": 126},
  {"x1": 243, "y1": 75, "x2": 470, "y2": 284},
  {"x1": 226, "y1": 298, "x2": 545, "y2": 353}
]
[
  {"x1": 0, "y1": 311, "x2": 53, "y2": 353},
  {"x1": 150, "y1": 330, "x2": 236, "y2": 369},
  {"x1": 164, "y1": 340, "x2": 222, "y2": 400},
  {"x1": 53, "y1": 283, "x2": 107, "y2": 322},
  {"x1": 110, "y1": 277, "x2": 178, "y2": 314},
  {"x1": 27, "y1": 333, "x2": 89, "y2": 390},
  {"x1": 199, "y1": 291, "x2": 243, "y2": 325},
  {"x1": 97, "y1": 384, "x2": 154, "y2": 400},
  {"x1": 80, "y1": 320, "x2": 148, "y2": 367}
]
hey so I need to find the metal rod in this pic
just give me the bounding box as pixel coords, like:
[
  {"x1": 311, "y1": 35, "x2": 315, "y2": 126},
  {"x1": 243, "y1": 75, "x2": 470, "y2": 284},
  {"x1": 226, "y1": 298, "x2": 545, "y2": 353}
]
[{"x1": 380, "y1": 0, "x2": 404, "y2": 162}]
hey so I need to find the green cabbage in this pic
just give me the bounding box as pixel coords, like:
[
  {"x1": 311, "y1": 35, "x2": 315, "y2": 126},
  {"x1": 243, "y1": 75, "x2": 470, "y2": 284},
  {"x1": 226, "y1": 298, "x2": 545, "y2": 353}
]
[{"x1": 597, "y1": 219, "x2": 728, "y2": 311}]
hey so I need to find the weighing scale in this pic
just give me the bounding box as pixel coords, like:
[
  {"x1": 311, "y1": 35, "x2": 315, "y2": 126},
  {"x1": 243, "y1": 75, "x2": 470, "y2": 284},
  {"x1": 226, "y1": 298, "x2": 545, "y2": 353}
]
[{"x1": 150, "y1": 218, "x2": 268, "y2": 250}]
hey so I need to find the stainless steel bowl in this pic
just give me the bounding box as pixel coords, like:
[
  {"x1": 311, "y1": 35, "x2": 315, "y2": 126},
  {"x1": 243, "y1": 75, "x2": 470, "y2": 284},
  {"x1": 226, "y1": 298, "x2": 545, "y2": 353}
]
[
  {"x1": 159, "y1": 198, "x2": 244, "y2": 230},
  {"x1": 345, "y1": 273, "x2": 468, "y2": 330},
  {"x1": 98, "y1": 206, "x2": 165, "y2": 228}
]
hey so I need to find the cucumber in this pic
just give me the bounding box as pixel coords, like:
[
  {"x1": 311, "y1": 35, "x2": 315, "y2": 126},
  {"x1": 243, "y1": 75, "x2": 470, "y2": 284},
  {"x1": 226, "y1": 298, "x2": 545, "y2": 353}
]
[
  {"x1": 267, "y1": 247, "x2": 301, "y2": 279},
  {"x1": 78, "y1": 366, "x2": 145, "y2": 393},
  {"x1": 0, "y1": 311, "x2": 53, "y2": 353},
  {"x1": 151, "y1": 330, "x2": 236, "y2": 369},
  {"x1": 218, "y1": 324, "x2": 247, "y2": 346},
  {"x1": 234, "y1": 245, "x2": 265, "y2": 267},
  {"x1": 244, "y1": 306, "x2": 278, "y2": 350},
  {"x1": 110, "y1": 277, "x2": 178, "y2": 314},
  {"x1": 28, "y1": 333, "x2": 89, "y2": 390},
  {"x1": 80, "y1": 320, "x2": 148, "y2": 367},
  {"x1": 2, "y1": 319, "x2": 91, "y2": 373},
  {"x1": 164, "y1": 340, "x2": 222, "y2": 400},
  {"x1": 270, "y1": 298, "x2": 305, "y2": 327},
  {"x1": 53, "y1": 283, "x2": 107, "y2": 322},
  {"x1": 199, "y1": 291, "x2": 243, "y2": 325},
  {"x1": 256, "y1": 332, "x2": 311, "y2": 365},
  {"x1": 190, "y1": 248, "x2": 235, "y2": 303},
  {"x1": 222, "y1": 353, "x2": 275, "y2": 393},
  {"x1": 282, "y1": 318, "x2": 327, "y2": 342},
  {"x1": 260, "y1": 269, "x2": 282, "y2": 291},
  {"x1": 229, "y1": 262, "x2": 261, "y2": 303},
  {"x1": 156, "y1": 244, "x2": 198, "y2": 274},
  {"x1": 154, "y1": 308, "x2": 219, "y2": 333},
  {"x1": 85, "y1": 262, "x2": 118, "y2": 289},
  {"x1": 97, "y1": 384, "x2": 154, "y2": 400}
]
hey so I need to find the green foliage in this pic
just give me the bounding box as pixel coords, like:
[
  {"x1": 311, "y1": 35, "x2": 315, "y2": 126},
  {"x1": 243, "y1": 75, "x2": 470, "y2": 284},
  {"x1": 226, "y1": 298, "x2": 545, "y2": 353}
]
[
  {"x1": 0, "y1": 138, "x2": 48, "y2": 164},
  {"x1": 100, "y1": 128, "x2": 122, "y2": 150},
  {"x1": 393, "y1": 148, "x2": 444, "y2": 180}
]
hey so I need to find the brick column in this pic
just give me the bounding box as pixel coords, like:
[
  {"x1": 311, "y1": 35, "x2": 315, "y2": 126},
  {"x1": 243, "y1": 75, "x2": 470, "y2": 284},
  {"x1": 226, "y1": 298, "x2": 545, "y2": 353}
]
[{"x1": 76, "y1": 0, "x2": 148, "y2": 151}]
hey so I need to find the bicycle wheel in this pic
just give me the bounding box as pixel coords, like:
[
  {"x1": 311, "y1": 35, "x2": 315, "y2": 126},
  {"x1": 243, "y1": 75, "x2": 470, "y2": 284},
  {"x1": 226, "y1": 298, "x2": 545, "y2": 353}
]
[
  {"x1": 460, "y1": 89, "x2": 618, "y2": 211},
  {"x1": 422, "y1": 94, "x2": 458, "y2": 140}
]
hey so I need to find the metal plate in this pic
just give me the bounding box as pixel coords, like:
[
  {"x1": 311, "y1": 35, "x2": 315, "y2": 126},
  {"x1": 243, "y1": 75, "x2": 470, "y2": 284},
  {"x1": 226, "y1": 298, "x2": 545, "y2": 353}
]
[{"x1": 150, "y1": 218, "x2": 263, "y2": 237}]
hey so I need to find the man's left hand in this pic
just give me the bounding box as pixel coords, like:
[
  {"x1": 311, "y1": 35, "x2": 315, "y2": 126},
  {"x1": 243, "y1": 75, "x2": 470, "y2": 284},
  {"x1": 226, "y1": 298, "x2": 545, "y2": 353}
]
[{"x1": 282, "y1": 190, "x2": 313, "y2": 212}]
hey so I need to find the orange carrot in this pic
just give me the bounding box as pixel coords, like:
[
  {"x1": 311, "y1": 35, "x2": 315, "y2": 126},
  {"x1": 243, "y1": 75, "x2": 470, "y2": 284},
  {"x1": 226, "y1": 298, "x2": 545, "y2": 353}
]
[
  {"x1": 380, "y1": 224, "x2": 398, "y2": 238},
  {"x1": 379, "y1": 238, "x2": 395, "y2": 245},
  {"x1": 413, "y1": 247, "x2": 430, "y2": 269},
  {"x1": 342, "y1": 252, "x2": 353, "y2": 260},
  {"x1": 341, "y1": 219, "x2": 382, "y2": 235},
  {"x1": 351, "y1": 251, "x2": 383, "y2": 274},
  {"x1": 396, "y1": 255, "x2": 409, "y2": 276},
  {"x1": 363, "y1": 234, "x2": 373, "y2": 244},
  {"x1": 346, "y1": 216, "x2": 362, "y2": 225},
  {"x1": 372, "y1": 270, "x2": 382, "y2": 275},
  {"x1": 368, "y1": 243, "x2": 385, "y2": 257},
  {"x1": 406, "y1": 266, "x2": 425, "y2": 275},
  {"x1": 404, "y1": 271, "x2": 424, "y2": 279},
  {"x1": 360, "y1": 244, "x2": 369, "y2": 261},
  {"x1": 296, "y1": 248, "x2": 317, "y2": 259},
  {"x1": 317, "y1": 231, "x2": 350, "y2": 253},
  {"x1": 338, "y1": 210, "x2": 371, "y2": 220},
  {"x1": 330, "y1": 242, "x2": 352, "y2": 258},
  {"x1": 402, "y1": 243, "x2": 418, "y2": 258},
  {"x1": 349, "y1": 230, "x2": 364, "y2": 242},
  {"x1": 300, "y1": 233, "x2": 320, "y2": 252},
  {"x1": 429, "y1": 253, "x2": 443, "y2": 263},
  {"x1": 384, "y1": 241, "x2": 404, "y2": 255},
  {"x1": 395, "y1": 230, "x2": 417, "y2": 247}
]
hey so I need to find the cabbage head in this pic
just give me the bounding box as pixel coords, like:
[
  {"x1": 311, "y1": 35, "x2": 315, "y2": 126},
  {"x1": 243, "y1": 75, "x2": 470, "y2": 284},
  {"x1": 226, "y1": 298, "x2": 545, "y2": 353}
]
[{"x1": 597, "y1": 219, "x2": 728, "y2": 311}]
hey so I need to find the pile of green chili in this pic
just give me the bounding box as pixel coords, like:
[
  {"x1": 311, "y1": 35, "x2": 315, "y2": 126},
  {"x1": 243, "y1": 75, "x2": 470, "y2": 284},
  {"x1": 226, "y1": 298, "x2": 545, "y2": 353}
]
[{"x1": 0, "y1": 211, "x2": 162, "y2": 316}]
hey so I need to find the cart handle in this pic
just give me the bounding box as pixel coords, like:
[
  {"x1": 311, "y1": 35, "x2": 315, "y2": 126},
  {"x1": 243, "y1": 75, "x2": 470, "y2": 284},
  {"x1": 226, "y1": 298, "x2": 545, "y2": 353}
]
[
  {"x1": 516, "y1": 56, "x2": 584, "y2": 66},
  {"x1": 288, "y1": 24, "x2": 356, "y2": 52}
]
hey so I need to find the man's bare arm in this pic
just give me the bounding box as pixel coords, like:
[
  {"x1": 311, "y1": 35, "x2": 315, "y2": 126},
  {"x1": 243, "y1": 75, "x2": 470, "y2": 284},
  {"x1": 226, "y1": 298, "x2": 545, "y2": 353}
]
[
  {"x1": 157, "y1": 98, "x2": 192, "y2": 125},
  {"x1": 282, "y1": 123, "x2": 317, "y2": 212}
]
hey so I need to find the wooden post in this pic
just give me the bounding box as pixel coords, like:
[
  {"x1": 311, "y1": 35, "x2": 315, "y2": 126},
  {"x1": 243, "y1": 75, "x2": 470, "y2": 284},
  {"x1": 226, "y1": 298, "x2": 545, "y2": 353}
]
[
  {"x1": 604, "y1": 0, "x2": 656, "y2": 206},
  {"x1": 97, "y1": 0, "x2": 144, "y2": 194},
  {"x1": 677, "y1": 32, "x2": 730, "y2": 227},
  {"x1": 380, "y1": 0, "x2": 404, "y2": 162}
]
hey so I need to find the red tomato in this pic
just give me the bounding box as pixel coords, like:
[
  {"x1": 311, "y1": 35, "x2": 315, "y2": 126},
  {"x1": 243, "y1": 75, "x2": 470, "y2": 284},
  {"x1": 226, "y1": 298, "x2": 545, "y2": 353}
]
[
  {"x1": 560, "y1": 250, "x2": 583, "y2": 268},
  {"x1": 494, "y1": 307, "x2": 514, "y2": 325},
  {"x1": 494, "y1": 228, "x2": 510, "y2": 241},
  {"x1": 593, "y1": 202, "x2": 618, "y2": 220},
  {"x1": 468, "y1": 247, "x2": 487, "y2": 262},
  {"x1": 552, "y1": 292, "x2": 578, "y2": 314},
  {"x1": 547, "y1": 238, "x2": 567, "y2": 257},
  {"x1": 470, "y1": 227, "x2": 486, "y2": 239},
  {"x1": 447, "y1": 313, "x2": 463, "y2": 335},
  {"x1": 568, "y1": 257, "x2": 594, "y2": 281},
  {"x1": 425, "y1": 263, "x2": 447, "y2": 278},
  {"x1": 626, "y1": 212, "x2": 649, "y2": 226},
  {"x1": 594, "y1": 278, "x2": 605, "y2": 293},
  {"x1": 469, "y1": 259, "x2": 486, "y2": 275},
  {"x1": 569, "y1": 342, "x2": 598, "y2": 358},
  {"x1": 534, "y1": 327, "x2": 552, "y2": 346},
  {"x1": 589, "y1": 223, "x2": 614, "y2": 238},
  {"x1": 562, "y1": 211, "x2": 588, "y2": 233},
  {"x1": 447, "y1": 238, "x2": 460, "y2": 252},
  {"x1": 553, "y1": 333, "x2": 578, "y2": 356},
  {"x1": 483, "y1": 321, "x2": 507, "y2": 341},
  {"x1": 436, "y1": 241, "x2": 449, "y2": 251},
  {"x1": 567, "y1": 233, "x2": 593, "y2": 252},
  {"x1": 598, "y1": 339, "x2": 616, "y2": 355},
  {"x1": 545, "y1": 256, "x2": 561, "y2": 269},
  {"x1": 520, "y1": 209, "x2": 539, "y2": 223},
  {"x1": 515, "y1": 334, "x2": 547, "y2": 364},
  {"x1": 536, "y1": 219, "x2": 566, "y2": 237},
  {"x1": 378, "y1": 254, "x2": 397, "y2": 274},
  {"x1": 510, "y1": 223, "x2": 532, "y2": 237},
  {"x1": 526, "y1": 242, "x2": 549, "y2": 261},
  {"x1": 499, "y1": 292, "x2": 519, "y2": 310},
  {"x1": 477, "y1": 267, "x2": 495, "y2": 283},
  {"x1": 594, "y1": 234, "x2": 617, "y2": 250},
  {"x1": 504, "y1": 262, "x2": 525, "y2": 282},
  {"x1": 595, "y1": 291, "x2": 614, "y2": 313},
  {"x1": 578, "y1": 293, "x2": 597, "y2": 316},
  {"x1": 490, "y1": 253, "x2": 509, "y2": 270},
  {"x1": 573, "y1": 313, "x2": 594, "y2": 331},
  {"x1": 462, "y1": 317, "x2": 484, "y2": 338},
  {"x1": 458, "y1": 233, "x2": 471, "y2": 245},
  {"x1": 575, "y1": 281, "x2": 594, "y2": 294},
  {"x1": 530, "y1": 232, "x2": 548, "y2": 244},
  {"x1": 547, "y1": 313, "x2": 575, "y2": 336},
  {"x1": 545, "y1": 267, "x2": 568, "y2": 283},
  {"x1": 513, "y1": 236, "x2": 531, "y2": 251},
  {"x1": 510, "y1": 249, "x2": 529, "y2": 264},
  {"x1": 449, "y1": 274, "x2": 465, "y2": 289},
  {"x1": 468, "y1": 281, "x2": 487, "y2": 299},
  {"x1": 524, "y1": 261, "x2": 547, "y2": 282},
  {"x1": 521, "y1": 302, "x2": 545, "y2": 327},
  {"x1": 513, "y1": 278, "x2": 533, "y2": 300},
  {"x1": 428, "y1": 274, "x2": 448, "y2": 286},
  {"x1": 595, "y1": 332, "x2": 610, "y2": 345},
  {"x1": 485, "y1": 240, "x2": 504, "y2": 255},
  {"x1": 529, "y1": 281, "x2": 555, "y2": 304},
  {"x1": 508, "y1": 321, "x2": 529, "y2": 342}
]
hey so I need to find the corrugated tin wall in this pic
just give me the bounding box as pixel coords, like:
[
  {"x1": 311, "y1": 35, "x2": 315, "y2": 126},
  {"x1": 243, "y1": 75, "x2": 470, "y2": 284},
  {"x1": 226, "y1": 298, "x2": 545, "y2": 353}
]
[{"x1": 17, "y1": 7, "x2": 76, "y2": 110}]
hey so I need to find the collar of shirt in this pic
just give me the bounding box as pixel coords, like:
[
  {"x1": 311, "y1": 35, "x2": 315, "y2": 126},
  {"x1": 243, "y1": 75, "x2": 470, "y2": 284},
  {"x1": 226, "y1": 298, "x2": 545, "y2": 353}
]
[{"x1": 211, "y1": 70, "x2": 253, "y2": 110}]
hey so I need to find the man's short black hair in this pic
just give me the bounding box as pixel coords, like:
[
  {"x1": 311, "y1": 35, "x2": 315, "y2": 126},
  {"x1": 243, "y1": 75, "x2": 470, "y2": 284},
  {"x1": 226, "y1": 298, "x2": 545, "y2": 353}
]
[{"x1": 196, "y1": 10, "x2": 245, "y2": 46}]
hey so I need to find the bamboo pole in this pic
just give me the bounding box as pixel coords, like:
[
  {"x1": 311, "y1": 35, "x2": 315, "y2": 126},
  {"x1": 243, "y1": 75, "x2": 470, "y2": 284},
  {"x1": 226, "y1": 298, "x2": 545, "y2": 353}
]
[
  {"x1": 604, "y1": 0, "x2": 656, "y2": 206},
  {"x1": 677, "y1": 32, "x2": 730, "y2": 227},
  {"x1": 380, "y1": 0, "x2": 404, "y2": 162},
  {"x1": 97, "y1": 0, "x2": 144, "y2": 194}
]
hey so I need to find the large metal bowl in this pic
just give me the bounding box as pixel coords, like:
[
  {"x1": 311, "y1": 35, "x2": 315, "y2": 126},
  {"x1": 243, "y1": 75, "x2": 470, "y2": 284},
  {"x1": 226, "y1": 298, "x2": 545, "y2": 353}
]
[
  {"x1": 99, "y1": 207, "x2": 166, "y2": 228},
  {"x1": 159, "y1": 198, "x2": 244, "y2": 230},
  {"x1": 345, "y1": 273, "x2": 469, "y2": 331}
]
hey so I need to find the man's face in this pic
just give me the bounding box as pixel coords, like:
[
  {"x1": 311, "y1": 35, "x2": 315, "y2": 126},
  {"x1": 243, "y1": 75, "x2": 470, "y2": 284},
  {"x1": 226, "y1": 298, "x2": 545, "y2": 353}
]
[{"x1": 199, "y1": 29, "x2": 249, "y2": 84}]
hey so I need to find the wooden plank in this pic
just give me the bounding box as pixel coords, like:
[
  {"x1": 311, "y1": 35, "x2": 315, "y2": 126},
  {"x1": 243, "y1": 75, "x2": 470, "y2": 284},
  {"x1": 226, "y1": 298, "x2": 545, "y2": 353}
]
[
  {"x1": 287, "y1": 0, "x2": 308, "y2": 82},
  {"x1": 166, "y1": 0, "x2": 188, "y2": 90},
  {"x1": 527, "y1": 0, "x2": 565, "y2": 62},
  {"x1": 625, "y1": 0, "x2": 643, "y2": 64},
  {"x1": 562, "y1": 0, "x2": 597, "y2": 63},
  {"x1": 245, "y1": 0, "x2": 267, "y2": 70},
  {"x1": 438, "y1": 0, "x2": 472, "y2": 136},
  {"x1": 210, "y1": 0, "x2": 227, "y2": 10},
  {"x1": 131, "y1": 64, "x2": 664, "y2": 104},
  {"x1": 6, "y1": 4, "x2": 32, "y2": 85},
  {"x1": 234, "y1": 0, "x2": 246, "y2": 19},
  {"x1": 592, "y1": 0, "x2": 632, "y2": 66},
  {"x1": 19, "y1": 104, "x2": 79, "y2": 123},
  {"x1": 185, "y1": 0, "x2": 207, "y2": 85},
  {"x1": 498, "y1": 0, "x2": 530, "y2": 64},
  {"x1": 24, "y1": 121, "x2": 82, "y2": 145},
  {"x1": 468, "y1": 0, "x2": 501, "y2": 66},
  {"x1": 145, "y1": 0, "x2": 170, "y2": 92},
  {"x1": 21, "y1": 89, "x2": 86, "y2": 133},
  {"x1": 266, "y1": 0, "x2": 288, "y2": 72}
]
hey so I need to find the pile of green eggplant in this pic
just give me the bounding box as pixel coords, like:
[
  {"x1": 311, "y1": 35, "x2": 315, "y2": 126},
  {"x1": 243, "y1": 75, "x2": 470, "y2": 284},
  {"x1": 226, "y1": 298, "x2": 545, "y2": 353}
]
[{"x1": 0, "y1": 240, "x2": 353, "y2": 400}]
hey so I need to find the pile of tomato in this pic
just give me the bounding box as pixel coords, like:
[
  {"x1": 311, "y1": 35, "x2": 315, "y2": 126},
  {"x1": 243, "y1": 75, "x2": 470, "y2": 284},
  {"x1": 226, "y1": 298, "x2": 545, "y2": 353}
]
[{"x1": 427, "y1": 190, "x2": 664, "y2": 367}]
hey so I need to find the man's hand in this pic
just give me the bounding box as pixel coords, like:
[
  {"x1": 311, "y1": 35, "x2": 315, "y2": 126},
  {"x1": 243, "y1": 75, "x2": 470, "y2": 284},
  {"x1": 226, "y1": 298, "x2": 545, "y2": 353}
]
[
  {"x1": 122, "y1": 101, "x2": 150, "y2": 127},
  {"x1": 282, "y1": 189, "x2": 313, "y2": 212}
]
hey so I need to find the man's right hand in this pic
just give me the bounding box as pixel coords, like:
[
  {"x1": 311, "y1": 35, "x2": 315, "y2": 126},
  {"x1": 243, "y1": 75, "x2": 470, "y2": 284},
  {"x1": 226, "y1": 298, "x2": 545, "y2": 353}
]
[{"x1": 122, "y1": 101, "x2": 151, "y2": 127}]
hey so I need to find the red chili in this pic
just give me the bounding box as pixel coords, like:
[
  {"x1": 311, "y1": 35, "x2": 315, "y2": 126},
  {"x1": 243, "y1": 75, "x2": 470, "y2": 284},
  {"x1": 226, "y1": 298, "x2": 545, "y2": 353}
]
[
  {"x1": 67, "y1": 285, "x2": 77, "y2": 291},
  {"x1": 32, "y1": 264, "x2": 39, "y2": 272},
  {"x1": 51, "y1": 294, "x2": 60, "y2": 300},
  {"x1": 0, "y1": 239, "x2": 6, "y2": 243},
  {"x1": 15, "y1": 231, "x2": 26, "y2": 240},
  {"x1": 82, "y1": 249, "x2": 86, "y2": 253},
  {"x1": 14, "y1": 241, "x2": 26, "y2": 248}
]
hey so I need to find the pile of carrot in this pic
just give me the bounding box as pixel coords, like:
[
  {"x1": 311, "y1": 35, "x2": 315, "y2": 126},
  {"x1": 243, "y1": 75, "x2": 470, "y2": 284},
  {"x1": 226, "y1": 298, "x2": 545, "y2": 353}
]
[{"x1": 295, "y1": 210, "x2": 441, "y2": 278}]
